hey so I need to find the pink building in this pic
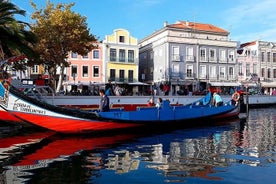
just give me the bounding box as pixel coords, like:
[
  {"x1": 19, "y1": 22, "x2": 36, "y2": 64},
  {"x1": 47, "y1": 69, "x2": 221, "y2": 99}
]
[
  {"x1": 67, "y1": 43, "x2": 104, "y2": 85},
  {"x1": 236, "y1": 41, "x2": 259, "y2": 84}
]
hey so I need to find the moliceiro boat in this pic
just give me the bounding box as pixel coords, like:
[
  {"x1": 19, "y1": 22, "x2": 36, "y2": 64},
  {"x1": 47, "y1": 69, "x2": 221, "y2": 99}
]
[{"x1": 0, "y1": 82, "x2": 240, "y2": 134}]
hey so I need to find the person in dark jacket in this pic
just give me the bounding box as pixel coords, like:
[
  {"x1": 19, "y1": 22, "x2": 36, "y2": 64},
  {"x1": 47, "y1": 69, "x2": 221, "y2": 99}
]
[{"x1": 99, "y1": 89, "x2": 110, "y2": 112}]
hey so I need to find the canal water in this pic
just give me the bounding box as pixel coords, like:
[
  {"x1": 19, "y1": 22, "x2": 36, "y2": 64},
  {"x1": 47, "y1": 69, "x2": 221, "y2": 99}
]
[{"x1": 0, "y1": 108, "x2": 276, "y2": 184}]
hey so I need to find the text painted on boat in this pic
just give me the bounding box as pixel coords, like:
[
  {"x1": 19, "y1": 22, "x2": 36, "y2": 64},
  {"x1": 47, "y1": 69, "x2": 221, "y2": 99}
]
[
  {"x1": 113, "y1": 112, "x2": 122, "y2": 118},
  {"x1": 13, "y1": 103, "x2": 46, "y2": 115}
]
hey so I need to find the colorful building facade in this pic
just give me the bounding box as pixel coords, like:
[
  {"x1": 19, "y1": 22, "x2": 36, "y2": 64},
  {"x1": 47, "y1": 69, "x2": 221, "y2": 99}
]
[
  {"x1": 102, "y1": 28, "x2": 139, "y2": 83},
  {"x1": 66, "y1": 43, "x2": 103, "y2": 85}
]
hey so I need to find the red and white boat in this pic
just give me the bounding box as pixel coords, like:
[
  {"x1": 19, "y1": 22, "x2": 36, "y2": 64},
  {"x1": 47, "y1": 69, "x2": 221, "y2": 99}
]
[
  {"x1": 0, "y1": 82, "x2": 143, "y2": 133},
  {"x1": 0, "y1": 81, "x2": 240, "y2": 134}
]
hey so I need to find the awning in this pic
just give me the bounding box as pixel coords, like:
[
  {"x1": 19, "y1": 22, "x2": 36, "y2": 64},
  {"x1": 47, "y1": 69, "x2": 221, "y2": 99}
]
[
  {"x1": 128, "y1": 82, "x2": 149, "y2": 86},
  {"x1": 63, "y1": 81, "x2": 104, "y2": 86},
  {"x1": 209, "y1": 82, "x2": 241, "y2": 87},
  {"x1": 241, "y1": 82, "x2": 257, "y2": 87},
  {"x1": 261, "y1": 82, "x2": 276, "y2": 87}
]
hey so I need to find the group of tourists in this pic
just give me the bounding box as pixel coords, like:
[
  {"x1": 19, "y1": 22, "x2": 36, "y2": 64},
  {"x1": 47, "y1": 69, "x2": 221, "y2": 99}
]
[{"x1": 147, "y1": 97, "x2": 163, "y2": 108}]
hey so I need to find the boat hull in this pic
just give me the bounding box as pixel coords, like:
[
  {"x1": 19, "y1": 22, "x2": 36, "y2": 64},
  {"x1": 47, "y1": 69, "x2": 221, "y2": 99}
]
[
  {"x1": 0, "y1": 108, "x2": 22, "y2": 123},
  {"x1": 0, "y1": 83, "x2": 240, "y2": 134},
  {"x1": 10, "y1": 111, "x2": 141, "y2": 134},
  {"x1": 98, "y1": 101, "x2": 240, "y2": 123}
]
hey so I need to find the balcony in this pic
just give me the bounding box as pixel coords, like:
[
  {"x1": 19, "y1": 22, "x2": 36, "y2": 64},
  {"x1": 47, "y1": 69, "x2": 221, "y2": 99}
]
[
  {"x1": 209, "y1": 57, "x2": 217, "y2": 62},
  {"x1": 108, "y1": 77, "x2": 135, "y2": 83},
  {"x1": 185, "y1": 55, "x2": 195, "y2": 61},
  {"x1": 109, "y1": 57, "x2": 137, "y2": 64},
  {"x1": 172, "y1": 55, "x2": 181, "y2": 62},
  {"x1": 171, "y1": 72, "x2": 180, "y2": 78}
]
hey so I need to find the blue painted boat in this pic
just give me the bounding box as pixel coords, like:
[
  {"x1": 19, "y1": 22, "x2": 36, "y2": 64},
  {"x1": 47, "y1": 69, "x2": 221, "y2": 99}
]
[
  {"x1": 98, "y1": 92, "x2": 240, "y2": 122},
  {"x1": 0, "y1": 81, "x2": 239, "y2": 134}
]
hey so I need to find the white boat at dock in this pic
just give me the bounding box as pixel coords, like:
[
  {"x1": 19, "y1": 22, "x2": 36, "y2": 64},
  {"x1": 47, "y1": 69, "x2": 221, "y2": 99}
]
[{"x1": 17, "y1": 85, "x2": 276, "y2": 108}]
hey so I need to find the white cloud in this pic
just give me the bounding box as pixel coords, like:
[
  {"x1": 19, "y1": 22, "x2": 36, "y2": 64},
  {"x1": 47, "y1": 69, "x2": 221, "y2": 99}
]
[{"x1": 223, "y1": 0, "x2": 276, "y2": 42}]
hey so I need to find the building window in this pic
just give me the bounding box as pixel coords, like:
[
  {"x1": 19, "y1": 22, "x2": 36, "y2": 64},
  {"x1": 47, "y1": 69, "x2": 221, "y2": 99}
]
[
  {"x1": 93, "y1": 50, "x2": 99, "y2": 59},
  {"x1": 82, "y1": 53, "x2": 88, "y2": 59},
  {"x1": 71, "y1": 65, "x2": 77, "y2": 77},
  {"x1": 220, "y1": 50, "x2": 226, "y2": 62},
  {"x1": 253, "y1": 64, "x2": 257, "y2": 74},
  {"x1": 268, "y1": 68, "x2": 271, "y2": 78},
  {"x1": 209, "y1": 49, "x2": 216, "y2": 62},
  {"x1": 128, "y1": 70, "x2": 133, "y2": 82},
  {"x1": 210, "y1": 66, "x2": 216, "y2": 78},
  {"x1": 172, "y1": 46, "x2": 180, "y2": 61},
  {"x1": 273, "y1": 53, "x2": 276, "y2": 62},
  {"x1": 199, "y1": 65, "x2": 206, "y2": 79},
  {"x1": 200, "y1": 48, "x2": 206, "y2": 61},
  {"x1": 238, "y1": 63, "x2": 243, "y2": 75},
  {"x1": 228, "y1": 50, "x2": 234, "y2": 62},
  {"x1": 186, "y1": 65, "x2": 193, "y2": 78},
  {"x1": 119, "y1": 70, "x2": 125, "y2": 82},
  {"x1": 171, "y1": 64, "x2": 180, "y2": 78},
  {"x1": 246, "y1": 64, "x2": 250, "y2": 77},
  {"x1": 261, "y1": 68, "x2": 265, "y2": 77},
  {"x1": 128, "y1": 50, "x2": 134, "y2": 62},
  {"x1": 273, "y1": 69, "x2": 276, "y2": 78},
  {"x1": 71, "y1": 52, "x2": 78, "y2": 59},
  {"x1": 219, "y1": 66, "x2": 225, "y2": 79},
  {"x1": 110, "y1": 69, "x2": 115, "y2": 81},
  {"x1": 93, "y1": 66, "x2": 99, "y2": 77},
  {"x1": 229, "y1": 67, "x2": 234, "y2": 79},
  {"x1": 82, "y1": 66, "x2": 88, "y2": 77},
  {"x1": 110, "y1": 48, "x2": 116, "y2": 61},
  {"x1": 261, "y1": 52, "x2": 265, "y2": 62},
  {"x1": 186, "y1": 47, "x2": 194, "y2": 61},
  {"x1": 32, "y1": 65, "x2": 39, "y2": 74},
  {"x1": 267, "y1": 52, "x2": 271, "y2": 62},
  {"x1": 119, "y1": 36, "x2": 125, "y2": 43},
  {"x1": 119, "y1": 49, "x2": 125, "y2": 62}
]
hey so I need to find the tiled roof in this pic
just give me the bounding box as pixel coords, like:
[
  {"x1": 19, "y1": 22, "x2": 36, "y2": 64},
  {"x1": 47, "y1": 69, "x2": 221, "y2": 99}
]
[
  {"x1": 239, "y1": 41, "x2": 256, "y2": 48},
  {"x1": 168, "y1": 21, "x2": 228, "y2": 34}
]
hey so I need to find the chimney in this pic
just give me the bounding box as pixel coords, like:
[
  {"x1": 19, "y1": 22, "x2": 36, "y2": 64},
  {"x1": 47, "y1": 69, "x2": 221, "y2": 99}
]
[{"x1": 164, "y1": 21, "x2": 168, "y2": 27}]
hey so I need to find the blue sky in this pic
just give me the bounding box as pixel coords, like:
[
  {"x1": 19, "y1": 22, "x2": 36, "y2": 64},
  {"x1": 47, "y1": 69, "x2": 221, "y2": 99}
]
[{"x1": 11, "y1": 0, "x2": 276, "y2": 43}]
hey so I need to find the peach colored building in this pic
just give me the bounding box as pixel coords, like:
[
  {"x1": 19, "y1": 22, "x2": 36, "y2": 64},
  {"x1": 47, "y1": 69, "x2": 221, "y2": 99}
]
[{"x1": 66, "y1": 43, "x2": 104, "y2": 85}]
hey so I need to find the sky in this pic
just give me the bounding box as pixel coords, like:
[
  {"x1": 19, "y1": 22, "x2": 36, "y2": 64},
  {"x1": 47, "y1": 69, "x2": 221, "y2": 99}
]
[{"x1": 11, "y1": 0, "x2": 276, "y2": 43}]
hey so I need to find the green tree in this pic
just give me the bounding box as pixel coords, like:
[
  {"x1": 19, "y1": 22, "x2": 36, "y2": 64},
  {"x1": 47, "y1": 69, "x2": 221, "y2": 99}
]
[
  {"x1": 31, "y1": 1, "x2": 98, "y2": 92},
  {"x1": 0, "y1": 0, "x2": 36, "y2": 61}
]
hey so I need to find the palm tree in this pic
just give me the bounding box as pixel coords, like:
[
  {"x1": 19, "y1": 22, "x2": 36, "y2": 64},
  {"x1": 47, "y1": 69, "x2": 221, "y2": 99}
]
[{"x1": 0, "y1": 0, "x2": 37, "y2": 61}]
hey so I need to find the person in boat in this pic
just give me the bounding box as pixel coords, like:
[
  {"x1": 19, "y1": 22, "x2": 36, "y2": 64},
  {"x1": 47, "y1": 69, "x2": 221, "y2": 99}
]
[
  {"x1": 99, "y1": 89, "x2": 110, "y2": 112},
  {"x1": 156, "y1": 97, "x2": 163, "y2": 108},
  {"x1": 212, "y1": 92, "x2": 223, "y2": 107},
  {"x1": 147, "y1": 98, "x2": 155, "y2": 106}
]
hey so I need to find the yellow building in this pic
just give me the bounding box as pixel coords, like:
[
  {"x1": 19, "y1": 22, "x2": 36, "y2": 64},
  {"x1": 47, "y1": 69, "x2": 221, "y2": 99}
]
[{"x1": 102, "y1": 29, "x2": 139, "y2": 83}]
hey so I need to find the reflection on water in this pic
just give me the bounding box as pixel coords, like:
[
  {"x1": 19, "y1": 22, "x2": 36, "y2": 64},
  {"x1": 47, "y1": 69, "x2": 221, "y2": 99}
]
[{"x1": 0, "y1": 108, "x2": 276, "y2": 183}]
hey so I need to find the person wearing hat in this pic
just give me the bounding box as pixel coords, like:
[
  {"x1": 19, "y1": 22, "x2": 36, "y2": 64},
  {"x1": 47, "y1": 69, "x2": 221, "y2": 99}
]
[{"x1": 212, "y1": 92, "x2": 223, "y2": 107}]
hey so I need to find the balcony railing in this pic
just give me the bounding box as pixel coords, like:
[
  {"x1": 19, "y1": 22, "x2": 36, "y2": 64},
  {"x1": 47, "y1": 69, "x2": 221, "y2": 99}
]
[
  {"x1": 109, "y1": 57, "x2": 137, "y2": 64},
  {"x1": 185, "y1": 55, "x2": 195, "y2": 61},
  {"x1": 108, "y1": 77, "x2": 135, "y2": 83},
  {"x1": 172, "y1": 55, "x2": 181, "y2": 61}
]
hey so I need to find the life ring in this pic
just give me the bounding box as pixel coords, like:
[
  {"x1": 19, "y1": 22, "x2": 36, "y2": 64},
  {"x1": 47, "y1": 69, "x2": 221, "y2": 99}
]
[{"x1": 232, "y1": 92, "x2": 240, "y2": 102}]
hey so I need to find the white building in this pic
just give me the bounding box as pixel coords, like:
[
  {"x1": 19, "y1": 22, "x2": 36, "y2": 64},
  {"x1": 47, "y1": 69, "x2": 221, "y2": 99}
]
[
  {"x1": 237, "y1": 40, "x2": 276, "y2": 94},
  {"x1": 139, "y1": 20, "x2": 238, "y2": 95}
]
